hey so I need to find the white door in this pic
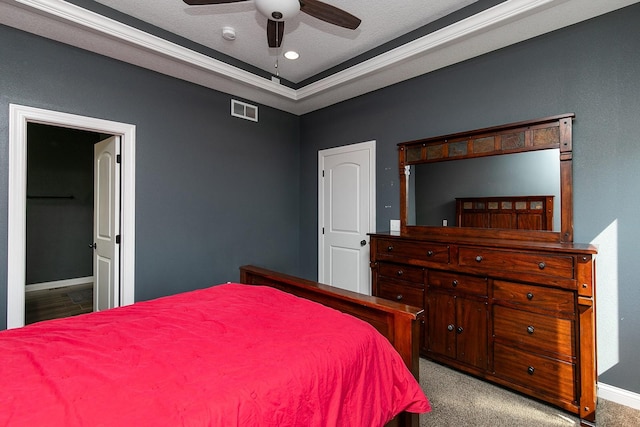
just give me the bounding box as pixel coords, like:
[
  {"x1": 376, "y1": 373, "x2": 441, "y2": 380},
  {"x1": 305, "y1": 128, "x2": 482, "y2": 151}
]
[
  {"x1": 93, "y1": 136, "x2": 120, "y2": 311},
  {"x1": 318, "y1": 141, "x2": 375, "y2": 295}
]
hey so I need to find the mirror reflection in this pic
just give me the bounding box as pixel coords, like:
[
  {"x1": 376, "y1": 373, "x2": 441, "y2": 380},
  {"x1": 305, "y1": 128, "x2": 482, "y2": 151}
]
[{"x1": 406, "y1": 149, "x2": 560, "y2": 230}]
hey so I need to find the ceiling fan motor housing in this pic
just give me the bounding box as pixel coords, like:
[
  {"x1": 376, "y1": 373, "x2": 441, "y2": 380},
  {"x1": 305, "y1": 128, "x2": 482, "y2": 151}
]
[{"x1": 255, "y1": 0, "x2": 300, "y2": 21}]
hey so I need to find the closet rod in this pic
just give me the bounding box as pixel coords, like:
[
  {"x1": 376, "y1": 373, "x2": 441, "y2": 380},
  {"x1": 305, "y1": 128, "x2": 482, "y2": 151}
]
[{"x1": 27, "y1": 195, "x2": 75, "y2": 199}]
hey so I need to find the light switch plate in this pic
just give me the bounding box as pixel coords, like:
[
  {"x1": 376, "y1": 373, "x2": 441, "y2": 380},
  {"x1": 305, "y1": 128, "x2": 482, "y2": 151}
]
[{"x1": 390, "y1": 219, "x2": 400, "y2": 232}]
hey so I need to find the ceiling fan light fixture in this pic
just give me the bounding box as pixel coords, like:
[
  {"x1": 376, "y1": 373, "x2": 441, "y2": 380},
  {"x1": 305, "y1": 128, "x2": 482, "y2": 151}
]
[
  {"x1": 255, "y1": 0, "x2": 300, "y2": 22},
  {"x1": 284, "y1": 50, "x2": 299, "y2": 60},
  {"x1": 184, "y1": 0, "x2": 361, "y2": 48}
]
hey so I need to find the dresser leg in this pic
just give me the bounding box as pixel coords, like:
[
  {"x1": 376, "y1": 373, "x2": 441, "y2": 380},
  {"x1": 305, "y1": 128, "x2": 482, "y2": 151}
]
[{"x1": 580, "y1": 418, "x2": 596, "y2": 427}]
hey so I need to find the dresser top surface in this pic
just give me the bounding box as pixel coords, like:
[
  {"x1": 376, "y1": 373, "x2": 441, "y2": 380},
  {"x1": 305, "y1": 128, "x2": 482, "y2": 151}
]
[{"x1": 369, "y1": 231, "x2": 597, "y2": 255}]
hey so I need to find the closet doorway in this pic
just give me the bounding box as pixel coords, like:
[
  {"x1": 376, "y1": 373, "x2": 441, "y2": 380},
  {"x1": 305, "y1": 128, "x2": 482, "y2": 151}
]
[
  {"x1": 7, "y1": 105, "x2": 136, "y2": 329},
  {"x1": 25, "y1": 124, "x2": 104, "y2": 324}
]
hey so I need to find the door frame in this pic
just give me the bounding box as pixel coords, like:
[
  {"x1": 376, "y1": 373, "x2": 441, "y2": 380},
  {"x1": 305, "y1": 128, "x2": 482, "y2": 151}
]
[
  {"x1": 318, "y1": 140, "x2": 376, "y2": 285},
  {"x1": 7, "y1": 104, "x2": 136, "y2": 329}
]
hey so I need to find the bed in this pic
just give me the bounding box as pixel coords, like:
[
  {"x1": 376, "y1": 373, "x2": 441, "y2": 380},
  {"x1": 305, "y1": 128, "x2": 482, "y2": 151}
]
[
  {"x1": 0, "y1": 265, "x2": 430, "y2": 427},
  {"x1": 455, "y1": 195, "x2": 554, "y2": 230}
]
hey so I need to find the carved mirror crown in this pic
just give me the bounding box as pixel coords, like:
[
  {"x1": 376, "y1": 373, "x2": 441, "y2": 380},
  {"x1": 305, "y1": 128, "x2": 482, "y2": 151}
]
[{"x1": 398, "y1": 114, "x2": 575, "y2": 243}]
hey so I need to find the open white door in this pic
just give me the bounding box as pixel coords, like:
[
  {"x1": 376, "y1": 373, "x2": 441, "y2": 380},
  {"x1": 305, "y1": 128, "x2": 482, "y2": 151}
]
[
  {"x1": 318, "y1": 141, "x2": 375, "y2": 295},
  {"x1": 93, "y1": 136, "x2": 120, "y2": 311}
]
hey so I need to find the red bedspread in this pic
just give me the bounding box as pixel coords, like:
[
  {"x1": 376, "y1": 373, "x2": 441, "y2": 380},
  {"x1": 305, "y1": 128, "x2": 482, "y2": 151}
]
[{"x1": 0, "y1": 284, "x2": 430, "y2": 426}]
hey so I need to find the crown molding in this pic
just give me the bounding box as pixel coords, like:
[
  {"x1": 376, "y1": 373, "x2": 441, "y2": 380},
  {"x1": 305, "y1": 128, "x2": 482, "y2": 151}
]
[
  {"x1": 12, "y1": 0, "x2": 297, "y2": 99},
  {"x1": 297, "y1": 0, "x2": 562, "y2": 99},
  {"x1": 3, "y1": 0, "x2": 638, "y2": 114},
  {"x1": 15, "y1": 0, "x2": 560, "y2": 102}
]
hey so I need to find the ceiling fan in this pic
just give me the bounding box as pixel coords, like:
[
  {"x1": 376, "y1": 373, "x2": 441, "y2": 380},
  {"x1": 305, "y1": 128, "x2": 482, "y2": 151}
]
[{"x1": 183, "y1": 0, "x2": 361, "y2": 48}]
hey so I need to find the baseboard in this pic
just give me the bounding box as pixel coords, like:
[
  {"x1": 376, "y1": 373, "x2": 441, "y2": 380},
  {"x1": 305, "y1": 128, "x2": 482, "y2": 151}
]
[
  {"x1": 26, "y1": 276, "x2": 94, "y2": 292},
  {"x1": 599, "y1": 382, "x2": 640, "y2": 410}
]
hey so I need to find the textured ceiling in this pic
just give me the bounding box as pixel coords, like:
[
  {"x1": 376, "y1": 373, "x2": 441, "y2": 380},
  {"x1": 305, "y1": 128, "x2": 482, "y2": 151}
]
[{"x1": 93, "y1": 0, "x2": 478, "y2": 83}]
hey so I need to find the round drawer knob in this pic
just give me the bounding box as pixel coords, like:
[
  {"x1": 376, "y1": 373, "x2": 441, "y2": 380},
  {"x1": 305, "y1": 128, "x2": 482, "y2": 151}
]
[
  {"x1": 456, "y1": 326, "x2": 464, "y2": 334},
  {"x1": 475, "y1": 255, "x2": 483, "y2": 262},
  {"x1": 526, "y1": 292, "x2": 534, "y2": 300},
  {"x1": 527, "y1": 325, "x2": 535, "y2": 334},
  {"x1": 397, "y1": 270, "x2": 403, "y2": 276},
  {"x1": 538, "y1": 262, "x2": 546, "y2": 270},
  {"x1": 447, "y1": 324, "x2": 454, "y2": 331},
  {"x1": 387, "y1": 245, "x2": 394, "y2": 251},
  {"x1": 396, "y1": 294, "x2": 403, "y2": 301},
  {"x1": 527, "y1": 366, "x2": 535, "y2": 375},
  {"x1": 452, "y1": 279, "x2": 459, "y2": 287},
  {"x1": 427, "y1": 250, "x2": 434, "y2": 257}
]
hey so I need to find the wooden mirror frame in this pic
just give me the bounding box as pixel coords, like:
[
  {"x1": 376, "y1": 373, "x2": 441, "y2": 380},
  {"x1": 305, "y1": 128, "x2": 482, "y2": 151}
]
[{"x1": 399, "y1": 114, "x2": 575, "y2": 243}]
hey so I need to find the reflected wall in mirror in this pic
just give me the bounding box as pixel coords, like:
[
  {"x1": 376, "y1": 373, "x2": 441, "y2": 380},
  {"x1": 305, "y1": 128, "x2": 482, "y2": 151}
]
[{"x1": 407, "y1": 149, "x2": 560, "y2": 230}]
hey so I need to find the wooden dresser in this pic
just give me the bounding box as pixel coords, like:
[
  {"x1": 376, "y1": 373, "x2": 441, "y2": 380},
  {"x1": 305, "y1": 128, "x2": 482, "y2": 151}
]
[
  {"x1": 370, "y1": 233, "x2": 596, "y2": 423},
  {"x1": 375, "y1": 114, "x2": 598, "y2": 426}
]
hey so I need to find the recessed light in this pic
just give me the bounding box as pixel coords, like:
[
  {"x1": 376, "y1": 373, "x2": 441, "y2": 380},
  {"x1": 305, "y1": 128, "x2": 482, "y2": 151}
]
[{"x1": 284, "y1": 51, "x2": 299, "y2": 60}]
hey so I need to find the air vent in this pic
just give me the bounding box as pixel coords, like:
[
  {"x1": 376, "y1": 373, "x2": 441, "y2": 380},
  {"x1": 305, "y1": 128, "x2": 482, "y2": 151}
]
[{"x1": 231, "y1": 99, "x2": 258, "y2": 122}]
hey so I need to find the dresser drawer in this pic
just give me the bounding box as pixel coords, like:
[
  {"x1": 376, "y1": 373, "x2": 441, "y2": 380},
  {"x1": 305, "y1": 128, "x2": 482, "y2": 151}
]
[
  {"x1": 376, "y1": 239, "x2": 449, "y2": 264},
  {"x1": 493, "y1": 343, "x2": 576, "y2": 402},
  {"x1": 428, "y1": 270, "x2": 487, "y2": 296},
  {"x1": 493, "y1": 280, "x2": 575, "y2": 316},
  {"x1": 377, "y1": 280, "x2": 424, "y2": 307},
  {"x1": 378, "y1": 262, "x2": 424, "y2": 283},
  {"x1": 459, "y1": 247, "x2": 574, "y2": 279},
  {"x1": 493, "y1": 305, "x2": 574, "y2": 357}
]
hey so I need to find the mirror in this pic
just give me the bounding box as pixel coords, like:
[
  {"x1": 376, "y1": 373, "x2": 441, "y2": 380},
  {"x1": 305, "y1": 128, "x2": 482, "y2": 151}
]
[
  {"x1": 407, "y1": 149, "x2": 561, "y2": 230},
  {"x1": 398, "y1": 114, "x2": 574, "y2": 243}
]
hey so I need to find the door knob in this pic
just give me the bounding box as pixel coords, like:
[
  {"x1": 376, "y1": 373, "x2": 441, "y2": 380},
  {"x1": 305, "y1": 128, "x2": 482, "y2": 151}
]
[
  {"x1": 89, "y1": 242, "x2": 96, "y2": 249},
  {"x1": 360, "y1": 240, "x2": 367, "y2": 246}
]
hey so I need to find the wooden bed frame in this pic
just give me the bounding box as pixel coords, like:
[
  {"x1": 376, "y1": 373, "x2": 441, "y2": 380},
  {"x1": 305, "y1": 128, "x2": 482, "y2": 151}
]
[{"x1": 239, "y1": 265, "x2": 424, "y2": 427}]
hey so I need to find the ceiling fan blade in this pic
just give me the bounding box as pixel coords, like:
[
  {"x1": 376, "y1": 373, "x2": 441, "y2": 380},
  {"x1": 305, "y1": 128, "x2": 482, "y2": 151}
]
[
  {"x1": 182, "y1": 0, "x2": 247, "y2": 5},
  {"x1": 267, "y1": 19, "x2": 285, "y2": 48},
  {"x1": 299, "y1": 0, "x2": 361, "y2": 30}
]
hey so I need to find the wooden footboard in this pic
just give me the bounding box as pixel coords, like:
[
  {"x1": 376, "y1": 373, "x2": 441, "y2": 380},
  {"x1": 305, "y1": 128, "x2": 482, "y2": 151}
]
[{"x1": 239, "y1": 265, "x2": 424, "y2": 427}]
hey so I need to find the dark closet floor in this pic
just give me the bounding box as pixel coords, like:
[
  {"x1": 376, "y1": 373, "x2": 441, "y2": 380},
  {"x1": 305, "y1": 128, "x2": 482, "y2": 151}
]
[{"x1": 25, "y1": 284, "x2": 94, "y2": 325}]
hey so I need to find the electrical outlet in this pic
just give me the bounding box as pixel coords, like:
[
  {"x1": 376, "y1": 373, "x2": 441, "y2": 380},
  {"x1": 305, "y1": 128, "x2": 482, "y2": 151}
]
[{"x1": 390, "y1": 219, "x2": 400, "y2": 232}]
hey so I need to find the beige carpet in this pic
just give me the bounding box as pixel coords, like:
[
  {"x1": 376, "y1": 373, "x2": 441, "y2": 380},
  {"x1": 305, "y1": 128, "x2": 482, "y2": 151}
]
[{"x1": 418, "y1": 358, "x2": 640, "y2": 426}]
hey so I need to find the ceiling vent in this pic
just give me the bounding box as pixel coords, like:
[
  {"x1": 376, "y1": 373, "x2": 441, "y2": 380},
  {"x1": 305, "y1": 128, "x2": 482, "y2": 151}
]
[{"x1": 231, "y1": 99, "x2": 258, "y2": 122}]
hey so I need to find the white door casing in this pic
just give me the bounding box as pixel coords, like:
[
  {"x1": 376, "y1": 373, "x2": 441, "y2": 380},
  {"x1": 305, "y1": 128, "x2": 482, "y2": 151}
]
[
  {"x1": 318, "y1": 141, "x2": 375, "y2": 295},
  {"x1": 7, "y1": 104, "x2": 136, "y2": 329},
  {"x1": 94, "y1": 136, "x2": 120, "y2": 311}
]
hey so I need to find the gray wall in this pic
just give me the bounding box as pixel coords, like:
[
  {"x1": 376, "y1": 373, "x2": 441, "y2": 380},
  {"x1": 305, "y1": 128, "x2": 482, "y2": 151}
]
[
  {"x1": 0, "y1": 24, "x2": 301, "y2": 329},
  {"x1": 412, "y1": 149, "x2": 560, "y2": 228},
  {"x1": 26, "y1": 124, "x2": 98, "y2": 284},
  {"x1": 300, "y1": 5, "x2": 640, "y2": 393}
]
